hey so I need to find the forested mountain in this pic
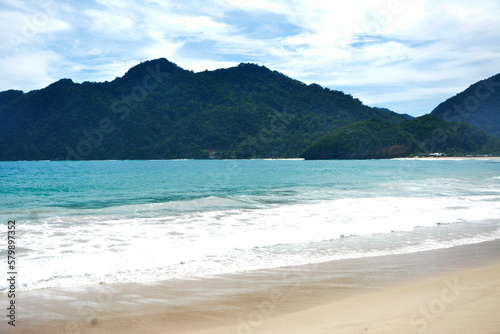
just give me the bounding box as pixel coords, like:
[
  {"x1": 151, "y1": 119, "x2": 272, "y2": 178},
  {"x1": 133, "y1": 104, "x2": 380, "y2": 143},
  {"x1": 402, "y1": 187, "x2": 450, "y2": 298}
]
[
  {"x1": 0, "y1": 58, "x2": 407, "y2": 160},
  {"x1": 301, "y1": 115, "x2": 500, "y2": 160},
  {"x1": 431, "y1": 73, "x2": 500, "y2": 137}
]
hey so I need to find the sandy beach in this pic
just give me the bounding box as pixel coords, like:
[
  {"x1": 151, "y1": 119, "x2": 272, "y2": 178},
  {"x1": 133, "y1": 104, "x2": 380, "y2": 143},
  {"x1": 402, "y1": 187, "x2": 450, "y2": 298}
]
[
  {"x1": 393, "y1": 156, "x2": 500, "y2": 160},
  {"x1": 4, "y1": 239, "x2": 499, "y2": 334}
]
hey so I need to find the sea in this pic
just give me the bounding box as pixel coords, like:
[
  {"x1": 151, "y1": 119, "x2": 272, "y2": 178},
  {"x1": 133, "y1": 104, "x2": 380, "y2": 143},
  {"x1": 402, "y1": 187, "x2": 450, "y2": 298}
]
[{"x1": 1, "y1": 159, "x2": 499, "y2": 291}]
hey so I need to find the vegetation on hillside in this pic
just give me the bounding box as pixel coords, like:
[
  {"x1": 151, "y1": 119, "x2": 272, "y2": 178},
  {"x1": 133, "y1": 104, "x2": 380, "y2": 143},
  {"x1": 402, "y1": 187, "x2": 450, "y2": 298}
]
[
  {"x1": 431, "y1": 73, "x2": 500, "y2": 137},
  {"x1": 1, "y1": 59, "x2": 498, "y2": 161},
  {"x1": 0, "y1": 59, "x2": 408, "y2": 160},
  {"x1": 302, "y1": 115, "x2": 500, "y2": 159}
]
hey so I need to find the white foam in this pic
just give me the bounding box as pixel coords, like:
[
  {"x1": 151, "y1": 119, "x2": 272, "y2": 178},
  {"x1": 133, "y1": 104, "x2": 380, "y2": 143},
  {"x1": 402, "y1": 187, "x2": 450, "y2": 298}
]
[{"x1": 2, "y1": 193, "x2": 500, "y2": 291}]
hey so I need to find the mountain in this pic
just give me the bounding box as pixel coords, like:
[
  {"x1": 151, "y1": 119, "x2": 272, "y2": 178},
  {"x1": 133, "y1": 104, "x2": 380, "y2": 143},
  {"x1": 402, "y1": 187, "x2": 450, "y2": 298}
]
[
  {"x1": 431, "y1": 73, "x2": 500, "y2": 137},
  {"x1": 0, "y1": 90, "x2": 23, "y2": 106},
  {"x1": 0, "y1": 58, "x2": 408, "y2": 161},
  {"x1": 301, "y1": 114, "x2": 500, "y2": 160},
  {"x1": 373, "y1": 107, "x2": 414, "y2": 120}
]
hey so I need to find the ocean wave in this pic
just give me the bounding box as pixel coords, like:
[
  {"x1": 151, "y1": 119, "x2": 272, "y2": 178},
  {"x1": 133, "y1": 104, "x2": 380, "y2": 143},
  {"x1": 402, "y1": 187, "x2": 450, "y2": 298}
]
[
  {"x1": 2, "y1": 222, "x2": 498, "y2": 292},
  {"x1": 2, "y1": 194, "x2": 500, "y2": 291}
]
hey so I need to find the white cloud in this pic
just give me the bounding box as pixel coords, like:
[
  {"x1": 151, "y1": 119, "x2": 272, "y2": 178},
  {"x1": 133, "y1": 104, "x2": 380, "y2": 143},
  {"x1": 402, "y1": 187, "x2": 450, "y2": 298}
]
[
  {"x1": 0, "y1": 8, "x2": 70, "y2": 52},
  {"x1": 94, "y1": 0, "x2": 135, "y2": 8},
  {"x1": 0, "y1": 0, "x2": 73, "y2": 91},
  {"x1": 177, "y1": 58, "x2": 238, "y2": 73},
  {"x1": 84, "y1": 9, "x2": 136, "y2": 38},
  {"x1": 0, "y1": 51, "x2": 63, "y2": 92},
  {"x1": 218, "y1": 0, "x2": 291, "y2": 14},
  {"x1": 139, "y1": 38, "x2": 185, "y2": 61}
]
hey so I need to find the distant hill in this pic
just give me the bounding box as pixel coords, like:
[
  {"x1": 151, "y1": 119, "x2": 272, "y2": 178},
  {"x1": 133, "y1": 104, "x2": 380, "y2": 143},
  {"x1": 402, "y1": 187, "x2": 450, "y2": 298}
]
[
  {"x1": 301, "y1": 115, "x2": 500, "y2": 160},
  {"x1": 431, "y1": 73, "x2": 500, "y2": 137},
  {"x1": 0, "y1": 58, "x2": 408, "y2": 160}
]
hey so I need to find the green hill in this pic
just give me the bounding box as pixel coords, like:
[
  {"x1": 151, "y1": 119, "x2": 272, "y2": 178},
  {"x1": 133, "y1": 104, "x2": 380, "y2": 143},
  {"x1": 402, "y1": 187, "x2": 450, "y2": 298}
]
[
  {"x1": 431, "y1": 73, "x2": 500, "y2": 136},
  {"x1": 0, "y1": 58, "x2": 408, "y2": 161},
  {"x1": 301, "y1": 115, "x2": 500, "y2": 160}
]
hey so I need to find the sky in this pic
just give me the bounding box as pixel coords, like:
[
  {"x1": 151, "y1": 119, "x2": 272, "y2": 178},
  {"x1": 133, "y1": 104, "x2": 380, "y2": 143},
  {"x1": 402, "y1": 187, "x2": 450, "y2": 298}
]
[{"x1": 1, "y1": 0, "x2": 499, "y2": 116}]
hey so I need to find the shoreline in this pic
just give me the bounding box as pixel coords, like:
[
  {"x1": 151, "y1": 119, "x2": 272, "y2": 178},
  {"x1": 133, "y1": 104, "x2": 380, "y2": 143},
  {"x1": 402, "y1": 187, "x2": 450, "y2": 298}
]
[
  {"x1": 3, "y1": 156, "x2": 500, "y2": 162},
  {"x1": 393, "y1": 156, "x2": 500, "y2": 160},
  {"x1": 5, "y1": 239, "x2": 500, "y2": 334}
]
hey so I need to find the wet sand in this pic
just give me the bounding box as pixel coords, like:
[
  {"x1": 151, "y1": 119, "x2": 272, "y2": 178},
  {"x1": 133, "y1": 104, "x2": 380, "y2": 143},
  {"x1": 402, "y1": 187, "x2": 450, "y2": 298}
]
[{"x1": 4, "y1": 240, "x2": 500, "y2": 334}]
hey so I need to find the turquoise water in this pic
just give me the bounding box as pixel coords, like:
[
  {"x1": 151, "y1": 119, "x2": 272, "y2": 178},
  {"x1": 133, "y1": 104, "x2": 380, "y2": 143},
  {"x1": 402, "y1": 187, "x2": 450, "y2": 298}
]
[{"x1": 1, "y1": 159, "x2": 499, "y2": 290}]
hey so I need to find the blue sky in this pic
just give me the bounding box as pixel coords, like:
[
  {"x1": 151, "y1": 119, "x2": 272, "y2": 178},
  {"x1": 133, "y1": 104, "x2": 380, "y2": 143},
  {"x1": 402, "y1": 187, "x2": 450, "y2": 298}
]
[{"x1": 1, "y1": 0, "x2": 499, "y2": 116}]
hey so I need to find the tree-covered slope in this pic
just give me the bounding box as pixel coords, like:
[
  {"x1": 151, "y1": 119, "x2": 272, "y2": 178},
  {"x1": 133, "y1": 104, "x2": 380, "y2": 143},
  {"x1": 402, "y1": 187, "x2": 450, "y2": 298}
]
[
  {"x1": 431, "y1": 73, "x2": 500, "y2": 136},
  {"x1": 302, "y1": 115, "x2": 500, "y2": 159},
  {"x1": 0, "y1": 58, "x2": 408, "y2": 160}
]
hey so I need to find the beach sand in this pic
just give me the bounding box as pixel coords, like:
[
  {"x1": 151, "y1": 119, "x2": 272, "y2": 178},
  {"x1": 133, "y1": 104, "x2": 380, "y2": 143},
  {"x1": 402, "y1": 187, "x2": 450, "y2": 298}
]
[{"x1": 5, "y1": 240, "x2": 500, "y2": 334}]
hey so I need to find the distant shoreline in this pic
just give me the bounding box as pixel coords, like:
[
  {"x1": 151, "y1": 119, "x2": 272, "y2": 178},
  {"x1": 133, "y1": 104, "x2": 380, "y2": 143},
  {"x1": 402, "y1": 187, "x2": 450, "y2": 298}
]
[
  {"x1": 392, "y1": 156, "x2": 500, "y2": 160},
  {"x1": 2, "y1": 156, "x2": 500, "y2": 162}
]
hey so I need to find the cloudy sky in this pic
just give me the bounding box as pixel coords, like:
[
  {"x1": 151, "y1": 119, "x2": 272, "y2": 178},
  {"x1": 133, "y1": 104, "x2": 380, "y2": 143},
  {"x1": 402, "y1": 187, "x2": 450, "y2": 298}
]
[{"x1": 1, "y1": 0, "x2": 499, "y2": 116}]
